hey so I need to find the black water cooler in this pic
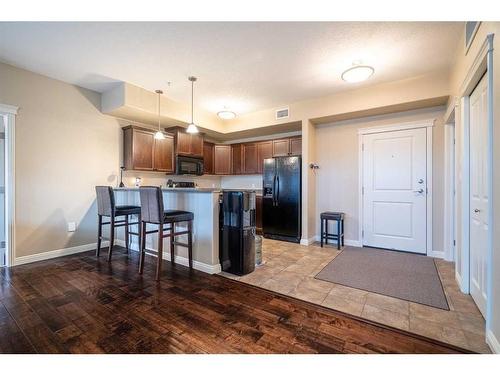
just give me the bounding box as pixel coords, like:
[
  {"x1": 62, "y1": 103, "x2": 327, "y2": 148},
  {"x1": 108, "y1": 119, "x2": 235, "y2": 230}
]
[{"x1": 219, "y1": 191, "x2": 256, "y2": 275}]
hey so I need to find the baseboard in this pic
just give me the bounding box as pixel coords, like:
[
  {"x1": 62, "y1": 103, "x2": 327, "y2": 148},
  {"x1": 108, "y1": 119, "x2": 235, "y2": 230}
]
[
  {"x1": 14, "y1": 241, "x2": 109, "y2": 266},
  {"x1": 300, "y1": 235, "x2": 361, "y2": 248},
  {"x1": 486, "y1": 330, "x2": 500, "y2": 354},
  {"x1": 115, "y1": 239, "x2": 221, "y2": 274},
  {"x1": 428, "y1": 250, "x2": 445, "y2": 259}
]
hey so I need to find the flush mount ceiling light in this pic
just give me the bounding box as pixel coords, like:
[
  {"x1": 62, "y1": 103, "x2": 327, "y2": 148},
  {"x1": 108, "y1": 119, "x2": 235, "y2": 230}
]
[
  {"x1": 341, "y1": 64, "x2": 374, "y2": 83},
  {"x1": 186, "y1": 76, "x2": 199, "y2": 134},
  {"x1": 217, "y1": 109, "x2": 236, "y2": 120},
  {"x1": 154, "y1": 89, "x2": 165, "y2": 140}
]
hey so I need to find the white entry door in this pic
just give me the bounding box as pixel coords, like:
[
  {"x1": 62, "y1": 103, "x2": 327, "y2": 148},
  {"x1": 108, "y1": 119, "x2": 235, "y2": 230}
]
[
  {"x1": 469, "y1": 74, "x2": 489, "y2": 317},
  {"x1": 362, "y1": 127, "x2": 427, "y2": 253}
]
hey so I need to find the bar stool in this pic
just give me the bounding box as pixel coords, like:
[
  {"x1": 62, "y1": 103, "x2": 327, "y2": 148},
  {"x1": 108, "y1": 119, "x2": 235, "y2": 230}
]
[
  {"x1": 95, "y1": 186, "x2": 141, "y2": 261},
  {"x1": 138, "y1": 186, "x2": 194, "y2": 280},
  {"x1": 320, "y1": 212, "x2": 345, "y2": 249}
]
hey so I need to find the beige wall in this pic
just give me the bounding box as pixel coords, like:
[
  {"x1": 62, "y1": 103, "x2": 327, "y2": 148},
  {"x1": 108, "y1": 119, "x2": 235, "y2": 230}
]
[
  {"x1": 448, "y1": 22, "x2": 500, "y2": 350},
  {"x1": 313, "y1": 107, "x2": 446, "y2": 253},
  {"x1": 0, "y1": 62, "x2": 122, "y2": 257}
]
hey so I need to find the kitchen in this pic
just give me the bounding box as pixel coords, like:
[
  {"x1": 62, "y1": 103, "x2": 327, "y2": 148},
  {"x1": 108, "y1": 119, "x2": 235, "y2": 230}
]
[{"x1": 115, "y1": 110, "x2": 302, "y2": 275}]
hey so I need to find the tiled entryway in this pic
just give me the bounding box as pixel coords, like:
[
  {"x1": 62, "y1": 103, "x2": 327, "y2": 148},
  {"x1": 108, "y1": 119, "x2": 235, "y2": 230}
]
[{"x1": 219, "y1": 238, "x2": 491, "y2": 353}]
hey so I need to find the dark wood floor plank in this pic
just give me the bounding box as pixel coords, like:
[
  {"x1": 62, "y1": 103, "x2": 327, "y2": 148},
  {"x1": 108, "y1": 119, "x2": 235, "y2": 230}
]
[{"x1": 0, "y1": 248, "x2": 472, "y2": 354}]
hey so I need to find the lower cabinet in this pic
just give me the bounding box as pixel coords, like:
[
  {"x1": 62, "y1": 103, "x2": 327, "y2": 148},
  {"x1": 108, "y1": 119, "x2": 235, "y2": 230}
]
[{"x1": 256, "y1": 195, "x2": 263, "y2": 235}]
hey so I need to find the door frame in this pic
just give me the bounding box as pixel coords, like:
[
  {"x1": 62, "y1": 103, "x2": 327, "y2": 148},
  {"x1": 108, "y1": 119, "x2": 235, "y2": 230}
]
[
  {"x1": 456, "y1": 34, "x2": 494, "y2": 332},
  {"x1": 0, "y1": 103, "x2": 17, "y2": 268},
  {"x1": 358, "y1": 119, "x2": 434, "y2": 256},
  {"x1": 443, "y1": 119, "x2": 456, "y2": 262}
]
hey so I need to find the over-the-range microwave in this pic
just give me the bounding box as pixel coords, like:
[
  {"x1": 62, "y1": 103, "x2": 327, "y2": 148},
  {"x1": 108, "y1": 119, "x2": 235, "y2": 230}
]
[{"x1": 176, "y1": 155, "x2": 204, "y2": 175}]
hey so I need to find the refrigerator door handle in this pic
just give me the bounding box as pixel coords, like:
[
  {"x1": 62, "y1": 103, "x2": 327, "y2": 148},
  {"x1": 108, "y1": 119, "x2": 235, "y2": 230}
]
[
  {"x1": 276, "y1": 175, "x2": 280, "y2": 206},
  {"x1": 272, "y1": 174, "x2": 277, "y2": 206}
]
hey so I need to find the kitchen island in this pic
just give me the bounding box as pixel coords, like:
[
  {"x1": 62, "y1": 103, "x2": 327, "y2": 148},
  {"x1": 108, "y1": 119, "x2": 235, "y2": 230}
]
[{"x1": 113, "y1": 187, "x2": 221, "y2": 274}]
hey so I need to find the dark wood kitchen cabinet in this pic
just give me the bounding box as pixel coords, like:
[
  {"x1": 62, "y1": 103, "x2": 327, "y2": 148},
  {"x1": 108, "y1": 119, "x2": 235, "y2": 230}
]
[
  {"x1": 256, "y1": 194, "x2": 263, "y2": 235},
  {"x1": 272, "y1": 137, "x2": 302, "y2": 157},
  {"x1": 214, "y1": 145, "x2": 232, "y2": 175},
  {"x1": 123, "y1": 126, "x2": 174, "y2": 173},
  {"x1": 257, "y1": 141, "x2": 273, "y2": 174},
  {"x1": 290, "y1": 137, "x2": 302, "y2": 155},
  {"x1": 203, "y1": 142, "x2": 215, "y2": 175},
  {"x1": 243, "y1": 143, "x2": 259, "y2": 174},
  {"x1": 168, "y1": 127, "x2": 204, "y2": 157},
  {"x1": 232, "y1": 144, "x2": 244, "y2": 175}
]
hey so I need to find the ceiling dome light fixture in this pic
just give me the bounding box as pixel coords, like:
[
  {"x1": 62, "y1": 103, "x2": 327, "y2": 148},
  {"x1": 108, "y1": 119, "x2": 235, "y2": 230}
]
[
  {"x1": 154, "y1": 89, "x2": 165, "y2": 140},
  {"x1": 186, "y1": 76, "x2": 199, "y2": 134},
  {"x1": 217, "y1": 109, "x2": 236, "y2": 120},
  {"x1": 341, "y1": 64, "x2": 374, "y2": 83}
]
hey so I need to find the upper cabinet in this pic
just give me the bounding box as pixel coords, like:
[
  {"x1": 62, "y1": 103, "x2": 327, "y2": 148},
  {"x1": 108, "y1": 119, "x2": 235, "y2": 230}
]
[
  {"x1": 272, "y1": 137, "x2": 302, "y2": 157},
  {"x1": 256, "y1": 141, "x2": 273, "y2": 174},
  {"x1": 232, "y1": 144, "x2": 244, "y2": 175},
  {"x1": 203, "y1": 142, "x2": 215, "y2": 175},
  {"x1": 123, "y1": 126, "x2": 174, "y2": 173},
  {"x1": 168, "y1": 127, "x2": 204, "y2": 158},
  {"x1": 243, "y1": 143, "x2": 259, "y2": 174},
  {"x1": 214, "y1": 145, "x2": 232, "y2": 175}
]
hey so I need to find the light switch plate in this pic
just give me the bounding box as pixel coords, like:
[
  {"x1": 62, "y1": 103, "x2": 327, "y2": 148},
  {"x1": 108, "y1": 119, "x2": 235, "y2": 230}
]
[{"x1": 67, "y1": 222, "x2": 77, "y2": 232}]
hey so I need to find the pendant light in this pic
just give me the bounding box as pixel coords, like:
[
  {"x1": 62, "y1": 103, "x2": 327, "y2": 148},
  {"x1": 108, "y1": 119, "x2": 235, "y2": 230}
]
[
  {"x1": 154, "y1": 89, "x2": 165, "y2": 140},
  {"x1": 186, "y1": 76, "x2": 199, "y2": 134}
]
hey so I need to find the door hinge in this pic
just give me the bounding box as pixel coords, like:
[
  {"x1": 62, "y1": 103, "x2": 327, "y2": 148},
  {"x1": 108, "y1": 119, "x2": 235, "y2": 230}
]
[
  {"x1": 362, "y1": 186, "x2": 364, "y2": 195},
  {"x1": 362, "y1": 230, "x2": 364, "y2": 238},
  {"x1": 453, "y1": 239, "x2": 456, "y2": 246},
  {"x1": 362, "y1": 143, "x2": 364, "y2": 151}
]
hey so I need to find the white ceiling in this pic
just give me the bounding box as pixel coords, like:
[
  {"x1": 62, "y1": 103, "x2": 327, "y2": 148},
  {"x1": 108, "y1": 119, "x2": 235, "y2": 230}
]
[{"x1": 0, "y1": 22, "x2": 462, "y2": 115}]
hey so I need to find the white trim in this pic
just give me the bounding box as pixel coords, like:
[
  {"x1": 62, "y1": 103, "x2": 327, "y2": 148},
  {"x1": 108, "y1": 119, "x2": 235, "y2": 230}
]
[
  {"x1": 458, "y1": 95, "x2": 471, "y2": 294},
  {"x1": 357, "y1": 119, "x2": 434, "y2": 135},
  {"x1": 1, "y1": 107, "x2": 16, "y2": 267},
  {"x1": 300, "y1": 237, "x2": 316, "y2": 246},
  {"x1": 14, "y1": 241, "x2": 108, "y2": 266},
  {"x1": 358, "y1": 120, "x2": 435, "y2": 255},
  {"x1": 443, "y1": 122, "x2": 456, "y2": 262},
  {"x1": 114, "y1": 239, "x2": 222, "y2": 274},
  {"x1": 0, "y1": 104, "x2": 18, "y2": 115},
  {"x1": 460, "y1": 34, "x2": 493, "y2": 96},
  {"x1": 428, "y1": 250, "x2": 445, "y2": 259},
  {"x1": 486, "y1": 330, "x2": 500, "y2": 354}
]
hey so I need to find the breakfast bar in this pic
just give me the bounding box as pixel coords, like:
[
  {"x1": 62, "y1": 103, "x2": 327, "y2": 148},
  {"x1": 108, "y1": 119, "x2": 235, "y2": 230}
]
[{"x1": 113, "y1": 187, "x2": 221, "y2": 274}]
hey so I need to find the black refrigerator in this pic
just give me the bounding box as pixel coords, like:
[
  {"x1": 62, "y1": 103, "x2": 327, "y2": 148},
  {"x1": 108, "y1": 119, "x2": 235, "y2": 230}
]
[
  {"x1": 219, "y1": 190, "x2": 256, "y2": 275},
  {"x1": 262, "y1": 156, "x2": 301, "y2": 243}
]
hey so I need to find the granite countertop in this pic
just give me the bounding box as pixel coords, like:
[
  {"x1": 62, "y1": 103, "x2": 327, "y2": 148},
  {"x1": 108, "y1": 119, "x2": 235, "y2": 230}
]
[
  {"x1": 114, "y1": 187, "x2": 262, "y2": 194},
  {"x1": 114, "y1": 187, "x2": 221, "y2": 193}
]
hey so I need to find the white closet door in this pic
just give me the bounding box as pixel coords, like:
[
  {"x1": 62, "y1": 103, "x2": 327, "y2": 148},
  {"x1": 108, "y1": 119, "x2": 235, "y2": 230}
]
[
  {"x1": 362, "y1": 127, "x2": 427, "y2": 253},
  {"x1": 469, "y1": 74, "x2": 489, "y2": 317}
]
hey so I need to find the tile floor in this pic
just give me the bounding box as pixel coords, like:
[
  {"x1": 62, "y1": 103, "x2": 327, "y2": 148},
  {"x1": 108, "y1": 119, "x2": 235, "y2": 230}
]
[{"x1": 219, "y1": 238, "x2": 491, "y2": 353}]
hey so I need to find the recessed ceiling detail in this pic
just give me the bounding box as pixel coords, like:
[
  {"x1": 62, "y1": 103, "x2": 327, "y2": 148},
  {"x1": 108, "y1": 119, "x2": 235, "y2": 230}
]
[{"x1": 0, "y1": 22, "x2": 463, "y2": 115}]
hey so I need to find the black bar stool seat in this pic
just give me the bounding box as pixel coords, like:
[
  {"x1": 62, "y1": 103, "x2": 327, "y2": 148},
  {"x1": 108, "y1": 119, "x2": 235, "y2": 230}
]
[
  {"x1": 163, "y1": 210, "x2": 194, "y2": 223},
  {"x1": 95, "y1": 186, "x2": 141, "y2": 261},
  {"x1": 115, "y1": 205, "x2": 142, "y2": 216},
  {"x1": 320, "y1": 211, "x2": 345, "y2": 249},
  {"x1": 138, "y1": 186, "x2": 194, "y2": 280}
]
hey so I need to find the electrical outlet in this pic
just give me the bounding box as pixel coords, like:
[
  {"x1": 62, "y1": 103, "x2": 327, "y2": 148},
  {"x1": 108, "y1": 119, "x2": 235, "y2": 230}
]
[{"x1": 67, "y1": 222, "x2": 77, "y2": 232}]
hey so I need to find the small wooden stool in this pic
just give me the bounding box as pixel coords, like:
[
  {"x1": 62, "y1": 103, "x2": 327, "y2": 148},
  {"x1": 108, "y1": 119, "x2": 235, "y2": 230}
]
[{"x1": 320, "y1": 212, "x2": 344, "y2": 249}]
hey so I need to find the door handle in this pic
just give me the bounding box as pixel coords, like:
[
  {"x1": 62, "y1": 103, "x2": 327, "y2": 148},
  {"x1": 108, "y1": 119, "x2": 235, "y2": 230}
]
[
  {"x1": 474, "y1": 208, "x2": 481, "y2": 213},
  {"x1": 272, "y1": 175, "x2": 277, "y2": 206},
  {"x1": 276, "y1": 176, "x2": 280, "y2": 206},
  {"x1": 418, "y1": 179, "x2": 424, "y2": 184},
  {"x1": 414, "y1": 189, "x2": 424, "y2": 194}
]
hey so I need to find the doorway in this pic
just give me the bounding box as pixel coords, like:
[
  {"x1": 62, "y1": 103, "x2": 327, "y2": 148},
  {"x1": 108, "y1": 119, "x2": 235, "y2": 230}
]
[
  {"x1": 469, "y1": 73, "x2": 489, "y2": 317},
  {"x1": 359, "y1": 122, "x2": 433, "y2": 254}
]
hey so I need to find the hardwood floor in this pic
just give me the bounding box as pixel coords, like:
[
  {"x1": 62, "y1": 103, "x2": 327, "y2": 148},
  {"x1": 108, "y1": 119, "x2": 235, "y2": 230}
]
[{"x1": 0, "y1": 248, "x2": 471, "y2": 354}]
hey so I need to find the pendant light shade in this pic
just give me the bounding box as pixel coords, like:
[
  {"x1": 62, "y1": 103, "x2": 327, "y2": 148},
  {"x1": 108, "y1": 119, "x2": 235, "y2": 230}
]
[
  {"x1": 186, "y1": 76, "x2": 199, "y2": 134},
  {"x1": 154, "y1": 89, "x2": 165, "y2": 140}
]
